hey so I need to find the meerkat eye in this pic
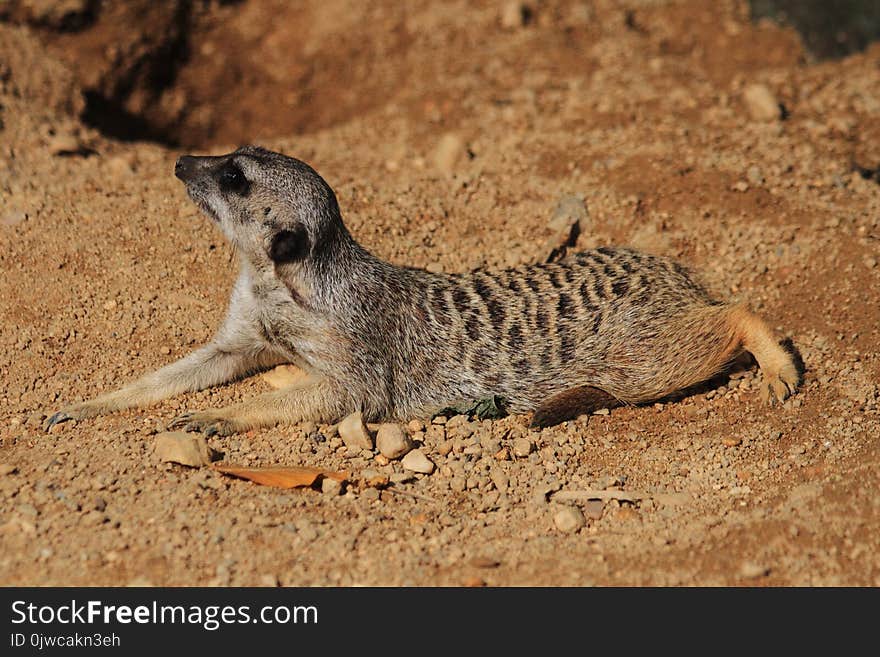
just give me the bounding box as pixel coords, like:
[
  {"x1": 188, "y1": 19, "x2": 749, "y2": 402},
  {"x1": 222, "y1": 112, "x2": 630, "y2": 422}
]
[{"x1": 217, "y1": 163, "x2": 249, "y2": 195}]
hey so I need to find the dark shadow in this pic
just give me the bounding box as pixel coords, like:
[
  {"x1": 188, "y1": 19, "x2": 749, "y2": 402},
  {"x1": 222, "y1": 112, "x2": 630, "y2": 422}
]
[
  {"x1": 81, "y1": 92, "x2": 180, "y2": 146},
  {"x1": 750, "y1": 0, "x2": 880, "y2": 60}
]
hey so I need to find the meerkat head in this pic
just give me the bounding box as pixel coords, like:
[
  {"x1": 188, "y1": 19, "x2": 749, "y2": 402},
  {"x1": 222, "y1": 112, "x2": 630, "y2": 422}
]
[{"x1": 174, "y1": 145, "x2": 346, "y2": 269}]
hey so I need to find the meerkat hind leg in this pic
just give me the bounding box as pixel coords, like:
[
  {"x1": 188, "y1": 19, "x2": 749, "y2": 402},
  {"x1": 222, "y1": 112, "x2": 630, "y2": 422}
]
[
  {"x1": 531, "y1": 386, "x2": 620, "y2": 428},
  {"x1": 728, "y1": 306, "x2": 800, "y2": 405}
]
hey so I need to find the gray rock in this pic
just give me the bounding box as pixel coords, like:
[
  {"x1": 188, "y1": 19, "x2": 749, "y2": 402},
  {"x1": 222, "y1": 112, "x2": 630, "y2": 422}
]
[
  {"x1": 401, "y1": 449, "x2": 435, "y2": 474},
  {"x1": 583, "y1": 499, "x2": 605, "y2": 520},
  {"x1": 376, "y1": 423, "x2": 413, "y2": 459},
  {"x1": 338, "y1": 412, "x2": 374, "y2": 451}
]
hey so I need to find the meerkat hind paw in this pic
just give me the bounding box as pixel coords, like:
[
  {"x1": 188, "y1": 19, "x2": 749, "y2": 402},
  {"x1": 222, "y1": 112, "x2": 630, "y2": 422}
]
[
  {"x1": 168, "y1": 411, "x2": 243, "y2": 436},
  {"x1": 759, "y1": 370, "x2": 798, "y2": 406}
]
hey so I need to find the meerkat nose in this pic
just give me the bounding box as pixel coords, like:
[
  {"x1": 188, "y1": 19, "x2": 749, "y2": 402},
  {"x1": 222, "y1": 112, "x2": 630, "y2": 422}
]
[{"x1": 175, "y1": 155, "x2": 198, "y2": 182}]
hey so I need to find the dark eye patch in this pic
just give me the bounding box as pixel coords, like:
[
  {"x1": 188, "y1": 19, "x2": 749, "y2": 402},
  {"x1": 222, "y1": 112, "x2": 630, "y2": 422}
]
[
  {"x1": 269, "y1": 226, "x2": 311, "y2": 264},
  {"x1": 217, "y1": 162, "x2": 250, "y2": 195}
]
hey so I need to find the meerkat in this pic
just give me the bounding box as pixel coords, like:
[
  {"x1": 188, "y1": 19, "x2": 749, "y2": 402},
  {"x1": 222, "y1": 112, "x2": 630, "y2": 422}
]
[{"x1": 45, "y1": 146, "x2": 801, "y2": 435}]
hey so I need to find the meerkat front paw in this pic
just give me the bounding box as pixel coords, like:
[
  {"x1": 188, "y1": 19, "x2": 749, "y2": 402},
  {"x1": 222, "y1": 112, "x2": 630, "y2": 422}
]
[
  {"x1": 168, "y1": 411, "x2": 244, "y2": 436},
  {"x1": 44, "y1": 403, "x2": 102, "y2": 431}
]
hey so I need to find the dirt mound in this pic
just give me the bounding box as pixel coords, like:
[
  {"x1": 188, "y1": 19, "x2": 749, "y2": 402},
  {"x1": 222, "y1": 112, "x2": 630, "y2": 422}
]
[{"x1": 3, "y1": 0, "x2": 413, "y2": 147}]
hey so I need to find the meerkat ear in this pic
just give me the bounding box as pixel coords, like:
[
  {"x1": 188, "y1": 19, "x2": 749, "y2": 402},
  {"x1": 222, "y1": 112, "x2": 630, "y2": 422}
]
[{"x1": 269, "y1": 226, "x2": 311, "y2": 263}]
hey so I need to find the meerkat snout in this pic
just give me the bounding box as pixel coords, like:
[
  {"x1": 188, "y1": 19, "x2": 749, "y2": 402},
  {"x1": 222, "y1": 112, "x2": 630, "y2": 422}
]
[{"x1": 174, "y1": 155, "x2": 198, "y2": 181}]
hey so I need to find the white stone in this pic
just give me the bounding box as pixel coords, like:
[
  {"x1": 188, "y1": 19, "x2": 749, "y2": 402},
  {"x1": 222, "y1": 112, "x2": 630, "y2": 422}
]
[
  {"x1": 553, "y1": 505, "x2": 585, "y2": 533},
  {"x1": 401, "y1": 449, "x2": 435, "y2": 474},
  {"x1": 337, "y1": 412, "x2": 373, "y2": 450},
  {"x1": 154, "y1": 432, "x2": 215, "y2": 467},
  {"x1": 743, "y1": 84, "x2": 780, "y2": 122}
]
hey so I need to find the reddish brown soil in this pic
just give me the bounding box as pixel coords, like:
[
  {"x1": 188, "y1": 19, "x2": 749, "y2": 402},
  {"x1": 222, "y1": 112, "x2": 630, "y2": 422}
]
[{"x1": 1, "y1": 0, "x2": 878, "y2": 586}]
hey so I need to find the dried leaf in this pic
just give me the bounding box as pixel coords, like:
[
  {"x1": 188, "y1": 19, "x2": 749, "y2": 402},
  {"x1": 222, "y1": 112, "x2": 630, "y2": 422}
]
[{"x1": 213, "y1": 464, "x2": 347, "y2": 489}]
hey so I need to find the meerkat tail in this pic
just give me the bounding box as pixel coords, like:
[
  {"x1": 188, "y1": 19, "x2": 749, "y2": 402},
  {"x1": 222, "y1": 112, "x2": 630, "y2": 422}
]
[
  {"x1": 530, "y1": 385, "x2": 620, "y2": 428},
  {"x1": 725, "y1": 304, "x2": 801, "y2": 404}
]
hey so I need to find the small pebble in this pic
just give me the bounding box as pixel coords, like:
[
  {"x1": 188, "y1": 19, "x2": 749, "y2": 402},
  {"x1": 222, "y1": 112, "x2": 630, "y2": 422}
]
[
  {"x1": 583, "y1": 499, "x2": 605, "y2": 520},
  {"x1": 390, "y1": 472, "x2": 414, "y2": 485},
  {"x1": 321, "y1": 477, "x2": 342, "y2": 496},
  {"x1": 260, "y1": 364, "x2": 309, "y2": 389},
  {"x1": 433, "y1": 134, "x2": 464, "y2": 174},
  {"x1": 154, "y1": 432, "x2": 216, "y2": 467},
  {"x1": 0, "y1": 464, "x2": 17, "y2": 476},
  {"x1": 545, "y1": 195, "x2": 587, "y2": 262},
  {"x1": 48, "y1": 133, "x2": 83, "y2": 155},
  {"x1": 553, "y1": 505, "x2": 586, "y2": 533},
  {"x1": 338, "y1": 412, "x2": 374, "y2": 450},
  {"x1": 512, "y1": 437, "x2": 534, "y2": 457},
  {"x1": 500, "y1": 1, "x2": 528, "y2": 29},
  {"x1": 258, "y1": 574, "x2": 279, "y2": 587},
  {"x1": 401, "y1": 449, "x2": 435, "y2": 474},
  {"x1": 740, "y1": 562, "x2": 770, "y2": 579},
  {"x1": 376, "y1": 423, "x2": 413, "y2": 460},
  {"x1": 490, "y1": 468, "x2": 509, "y2": 492},
  {"x1": 743, "y1": 83, "x2": 780, "y2": 122},
  {"x1": 747, "y1": 165, "x2": 764, "y2": 185}
]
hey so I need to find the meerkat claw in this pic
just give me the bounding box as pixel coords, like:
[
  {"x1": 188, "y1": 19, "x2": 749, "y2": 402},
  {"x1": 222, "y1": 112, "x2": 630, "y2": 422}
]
[
  {"x1": 759, "y1": 375, "x2": 794, "y2": 406},
  {"x1": 170, "y1": 411, "x2": 240, "y2": 436},
  {"x1": 166, "y1": 412, "x2": 194, "y2": 430},
  {"x1": 203, "y1": 420, "x2": 240, "y2": 437},
  {"x1": 44, "y1": 411, "x2": 73, "y2": 431}
]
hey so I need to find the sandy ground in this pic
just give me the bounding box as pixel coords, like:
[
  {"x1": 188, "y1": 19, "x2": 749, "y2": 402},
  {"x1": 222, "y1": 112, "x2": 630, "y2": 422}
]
[{"x1": 1, "y1": 0, "x2": 879, "y2": 586}]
